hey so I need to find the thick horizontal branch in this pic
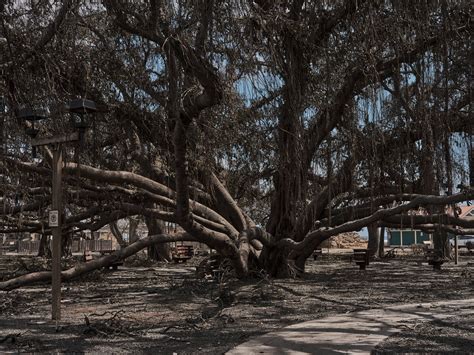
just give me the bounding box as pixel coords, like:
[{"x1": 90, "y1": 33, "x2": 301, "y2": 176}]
[
  {"x1": 6, "y1": 158, "x2": 240, "y2": 235},
  {"x1": 281, "y1": 190, "x2": 474, "y2": 251},
  {"x1": 0, "y1": 233, "x2": 195, "y2": 291}
]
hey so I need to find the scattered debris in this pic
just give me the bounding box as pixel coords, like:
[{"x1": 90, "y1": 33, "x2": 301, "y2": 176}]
[
  {"x1": 83, "y1": 310, "x2": 141, "y2": 338},
  {"x1": 320, "y1": 232, "x2": 368, "y2": 249},
  {"x1": 0, "y1": 333, "x2": 21, "y2": 344},
  {"x1": 0, "y1": 255, "x2": 472, "y2": 353}
]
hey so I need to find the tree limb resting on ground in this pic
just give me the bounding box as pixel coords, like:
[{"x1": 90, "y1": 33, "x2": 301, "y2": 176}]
[{"x1": 0, "y1": 233, "x2": 194, "y2": 291}]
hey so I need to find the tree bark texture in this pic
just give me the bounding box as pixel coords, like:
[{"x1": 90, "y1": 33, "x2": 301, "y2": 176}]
[
  {"x1": 146, "y1": 217, "x2": 171, "y2": 262},
  {"x1": 367, "y1": 224, "x2": 380, "y2": 257}
]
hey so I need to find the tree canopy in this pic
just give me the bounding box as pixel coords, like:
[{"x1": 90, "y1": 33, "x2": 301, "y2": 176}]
[{"x1": 0, "y1": 0, "x2": 473, "y2": 278}]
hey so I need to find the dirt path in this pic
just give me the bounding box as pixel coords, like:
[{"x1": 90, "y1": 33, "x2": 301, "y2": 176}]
[
  {"x1": 0, "y1": 254, "x2": 473, "y2": 354},
  {"x1": 227, "y1": 298, "x2": 474, "y2": 354}
]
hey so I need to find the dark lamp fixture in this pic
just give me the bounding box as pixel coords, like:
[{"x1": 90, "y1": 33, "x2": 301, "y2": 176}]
[
  {"x1": 17, "y1": 107, "x2": 46, "y2": 159},
  {"x1": 67, "y1": 99, "x2": 97, "y2": 144},
  {"x1": 18, "y1": 108, "x2": 47, "y2": 121},
  {"x1": 67, "y1": 99, "x2": 97, "y2": 114}
]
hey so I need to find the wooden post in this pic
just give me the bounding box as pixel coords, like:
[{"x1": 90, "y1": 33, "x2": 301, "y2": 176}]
[
  {"x1": 470, "y1": 135, "x2": 474, "y2": 187},
  {"x1": 0, "y1": 96, "x2": 4, "y2": 158},
  {"x1": 32, "y1": 131, "x2": 78, "y2": 321},
  {"x1": 378, "y1": 227, "x2": 385, "y2": 258},
  {"x1": 51, "y1": 146, "x2": 63, "y2": 321},
  {"x1": 454, "y1": 235, "x2": 458, "y2": 265}
]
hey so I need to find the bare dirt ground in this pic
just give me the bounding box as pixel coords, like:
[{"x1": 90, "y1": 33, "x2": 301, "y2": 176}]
[
  {"x1": 374, "y1": 313, "x2": 474, "y2": 354},
  {"x1": 0, "y1": 251, "x2": 473, "y2": 354}
]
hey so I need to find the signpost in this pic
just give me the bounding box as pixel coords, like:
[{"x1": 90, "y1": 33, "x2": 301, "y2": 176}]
[
  {"x1": 19, "y1": 99, "x2": 96, "y2": 321},
  {"x1": 32, "y1": 138, "x2": 77, "y2": 321},
  {"x1": 48, "y1": 210, "x2": 59, "y2": 227}
]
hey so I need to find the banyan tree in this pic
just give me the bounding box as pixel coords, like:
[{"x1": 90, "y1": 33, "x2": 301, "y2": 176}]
[{"x1": 0, "y1": 0, "x2": 473, "y2": 289}]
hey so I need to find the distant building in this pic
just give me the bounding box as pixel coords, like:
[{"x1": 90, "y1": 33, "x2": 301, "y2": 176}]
[
  {"x1": 388, "y1": 205, "x2": 474, "y2": 247},
  {"x1": 459, "y1": 205, "x2": 474, "y2": 220},
  {"x1": 388, "y1": 229, "x2": 431, "y2": 247}
]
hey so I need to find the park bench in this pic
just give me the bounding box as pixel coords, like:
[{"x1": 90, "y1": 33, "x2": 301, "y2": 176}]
[
  {"x1": 172, "y1": 245, "x2": 194, "y2": 263},
  {"x1": 466, "y1": 242, "x2": 474, "y2": 255},
  {"x1": 313, "y1": 248, "x2": 323, "y2": 260},
  {"x1": 83, "y1": 250, "x2": 93, "y2": 262},
  {"x1": 353, "y1": 248, "x2": 370, "y2": 270},
  {"x1": 424, "y1": 249, "x2": 444, "y2": 270},
  {"x1": 100, "y1": 249, "x2": 123, "y2": 270}
]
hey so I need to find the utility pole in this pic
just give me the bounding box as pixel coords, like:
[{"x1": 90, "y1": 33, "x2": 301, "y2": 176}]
[
  {"x1": 51, "y1": 145, "x2": 63, "y2": 320},
  {"x1": 19, "y1": 99, "x2": 97, "y2": 321},
  {"x1": 32, "y1": 133, "x2": 79, "y2": 321}
]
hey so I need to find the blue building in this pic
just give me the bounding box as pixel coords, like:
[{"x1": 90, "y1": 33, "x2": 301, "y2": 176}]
[{"x1": 388, "y1": 229, "x2": 431, "y2": 247}]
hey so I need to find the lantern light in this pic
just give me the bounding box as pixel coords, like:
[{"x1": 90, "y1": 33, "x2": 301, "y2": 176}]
[
  {"x1": 67, "y1": 99, "x2": 97, "y2": 131},
  {"x1": 18, "y1": 108, "x2": 47, "y2": 121},
  {"x1": 67, "y1": 99, "x2": 97, "y2": 114},
  {"x1": 17, "y1": 108, "x2": 47, "y2": 158}
]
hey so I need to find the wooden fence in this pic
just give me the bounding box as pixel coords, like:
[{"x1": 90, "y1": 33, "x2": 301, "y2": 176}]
[
  {"x1": 72, "y1": 240, "x2": 113, "y2": 253},
  {"x1": 17, "y1": 241, "x2": 40, "y2": 254},
  {"x1": 15, "y1": 239, "x2": 113, "y2": 254}
]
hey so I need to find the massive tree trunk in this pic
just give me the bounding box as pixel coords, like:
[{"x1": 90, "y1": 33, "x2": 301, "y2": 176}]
[
  {"x1": 61, "y1": 232, "x2": 72, "y2": 257},
  {"x1": 264, "y1": 13, "x2": 308, "y2": 277},
  {"x1": 420, "y1": 101, "x2": 444, "y2": 257},
  {"x1": 433, "y1": 229, "x2": 451, "y2": 259},
  {"x1": 260, "y1": 245, "x2": 294, "y2": 278},
  {"x1": 367, "y1": 224, "x2": 380, "y2": 257},
  {"x1": 37, "y1": 232, "x2": 71, "y2": 258},
  {"x1": 129, "y1": 217, "x2": 139, "y2": 244},
  {"x1": 37, "y1": 233, "x2": 51, "y2": 258},
  {"x1": 146, "y1": 217, "x2": 172, "y2": 262},
  {"x1": 109, "y1": 221, "x2": 128, "y2": 249},
  {"x1": 378, "y1": 227, "x2": 385, "y2": 258}
]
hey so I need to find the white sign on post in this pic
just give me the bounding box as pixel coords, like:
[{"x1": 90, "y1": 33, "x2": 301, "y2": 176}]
[{"x1": 49, "y1": 210, "x2": 59, "y2": 227}]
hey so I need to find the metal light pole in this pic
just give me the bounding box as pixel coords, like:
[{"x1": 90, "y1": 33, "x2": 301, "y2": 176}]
[{"x1": 19, "y1": 99, "x2": 96, "y2": 321}]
